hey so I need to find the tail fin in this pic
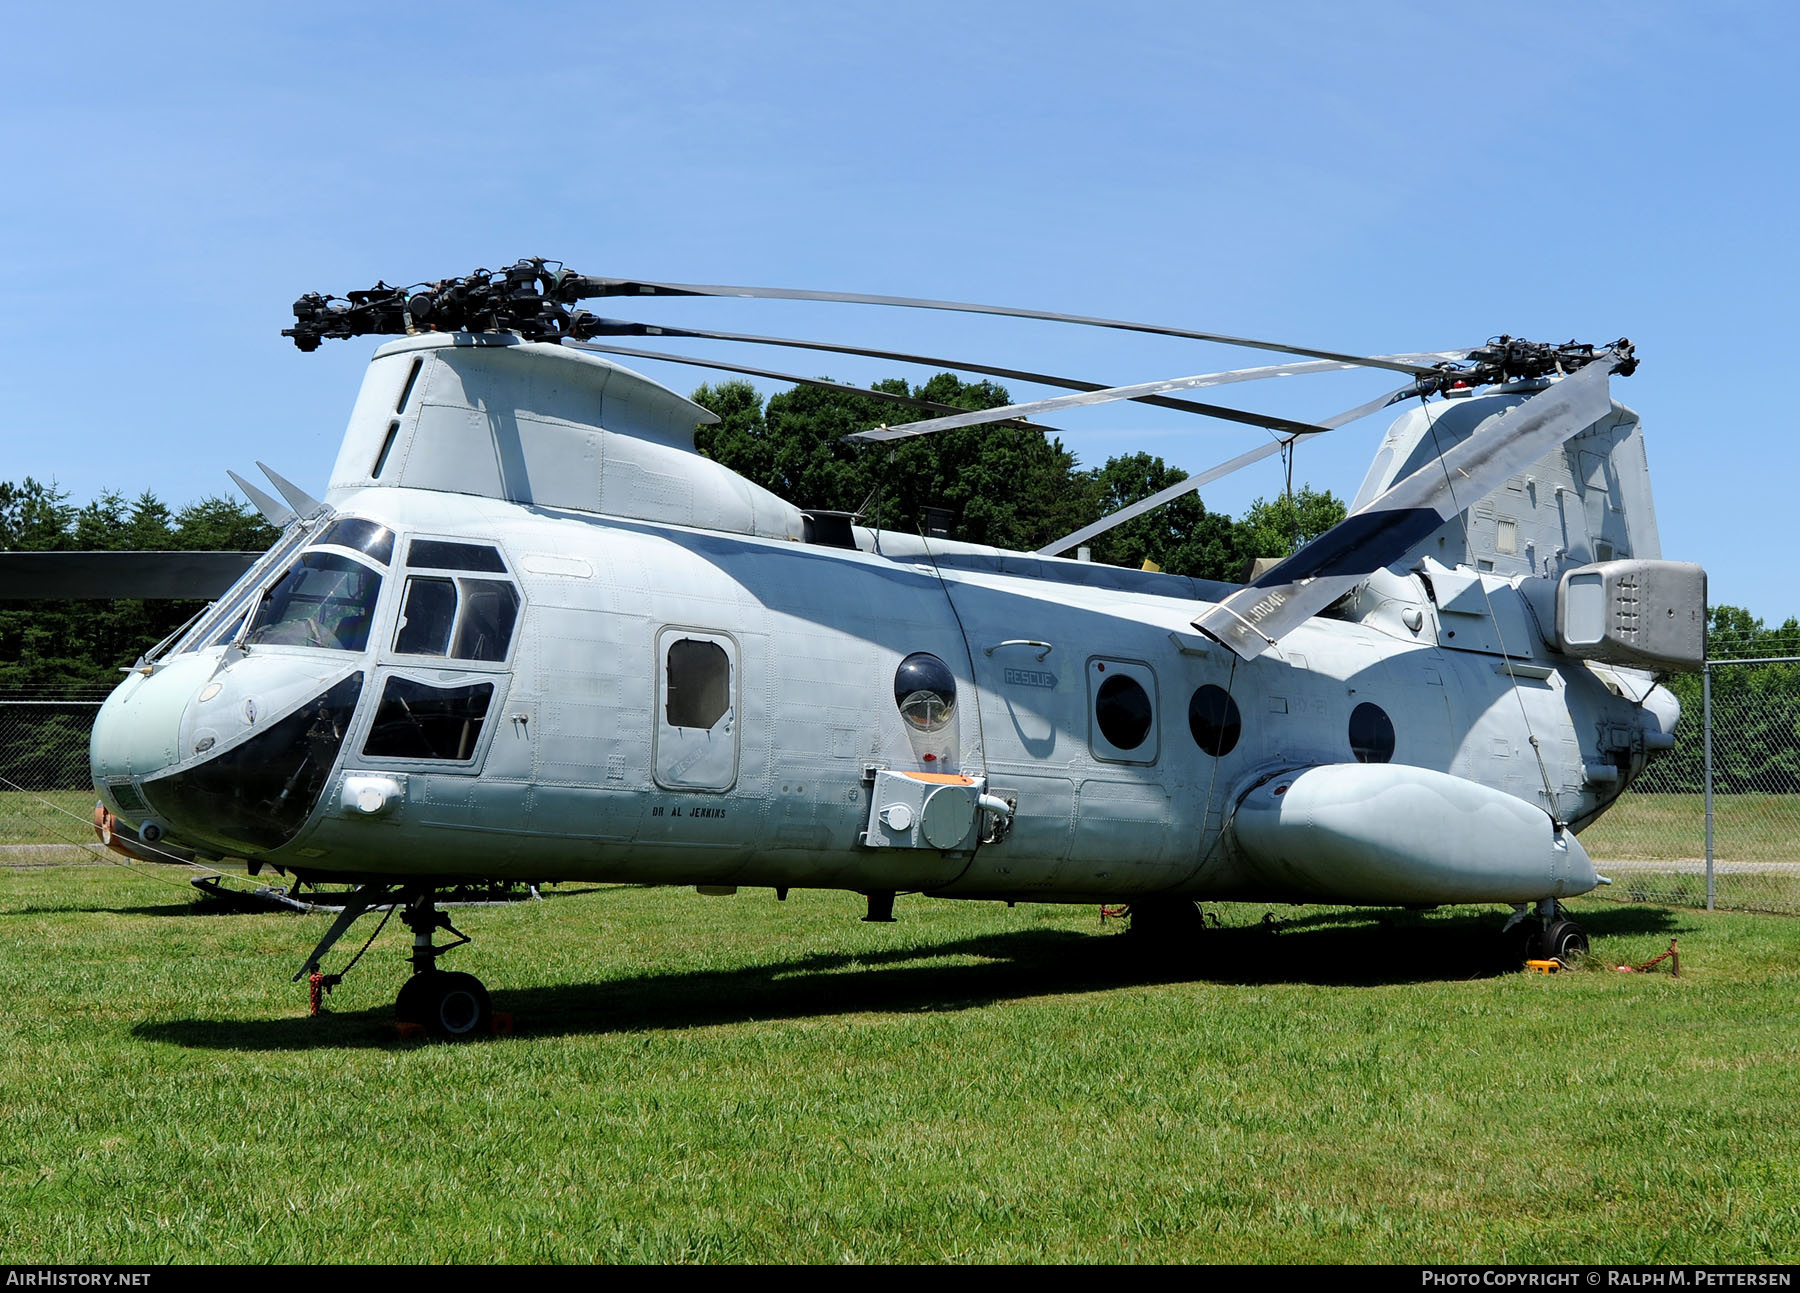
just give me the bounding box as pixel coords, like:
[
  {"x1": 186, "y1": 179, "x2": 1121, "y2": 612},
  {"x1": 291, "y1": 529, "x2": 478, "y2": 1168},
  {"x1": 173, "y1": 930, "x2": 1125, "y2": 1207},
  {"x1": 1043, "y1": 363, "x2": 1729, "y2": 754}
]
[{"x1": 1353, "y1": 381, "x2": 1659, "y2": 580}]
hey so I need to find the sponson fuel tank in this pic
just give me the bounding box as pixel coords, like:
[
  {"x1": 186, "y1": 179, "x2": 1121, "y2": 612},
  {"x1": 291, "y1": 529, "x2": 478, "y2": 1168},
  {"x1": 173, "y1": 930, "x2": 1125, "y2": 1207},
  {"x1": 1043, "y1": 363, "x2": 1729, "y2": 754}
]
[{"x1": 1228, "y1": 763, "x2": 1599, "y2": 905}]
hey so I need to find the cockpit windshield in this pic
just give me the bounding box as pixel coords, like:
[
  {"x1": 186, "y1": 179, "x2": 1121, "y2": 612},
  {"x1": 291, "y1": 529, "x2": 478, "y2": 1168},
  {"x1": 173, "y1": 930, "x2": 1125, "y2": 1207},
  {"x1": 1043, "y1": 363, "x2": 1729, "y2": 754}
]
[{"x1": 244, "y1": 552, "x2": 383, "y2": 651}]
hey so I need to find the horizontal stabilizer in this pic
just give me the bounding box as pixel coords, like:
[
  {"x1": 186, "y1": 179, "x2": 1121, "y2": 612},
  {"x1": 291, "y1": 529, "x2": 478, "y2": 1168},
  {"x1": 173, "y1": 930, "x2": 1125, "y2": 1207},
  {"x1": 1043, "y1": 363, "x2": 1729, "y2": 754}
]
[
  {"x1": 1193, "y1": 355, "x2": 1619, "y2": 659},
  {"x1": 0, "y1": 551, "x2": 261, "y2": 599}
]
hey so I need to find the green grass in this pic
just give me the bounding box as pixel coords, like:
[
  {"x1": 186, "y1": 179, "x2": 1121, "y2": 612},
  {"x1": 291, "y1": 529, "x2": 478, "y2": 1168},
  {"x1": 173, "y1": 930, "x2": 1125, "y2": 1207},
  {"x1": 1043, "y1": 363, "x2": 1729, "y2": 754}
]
[
  {"x1": 1582, "y1": 793, "x2": 1800, "y2": 864},
  {"x1": 0, "y1": 789, "x2": 101, "y2": 849},
  {"x1": 3, "y1": 864, "x2": 1798, "y2": 1263}
]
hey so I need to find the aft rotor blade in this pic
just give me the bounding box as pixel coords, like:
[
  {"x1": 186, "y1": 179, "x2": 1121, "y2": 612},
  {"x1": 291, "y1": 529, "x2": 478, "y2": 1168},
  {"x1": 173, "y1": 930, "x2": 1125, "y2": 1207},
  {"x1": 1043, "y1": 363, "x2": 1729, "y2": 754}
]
[
  {"x1": 570, "y1": 276, "x2": 1456, "y2": 378},
  {"x1": 0, "y1": 551, "x2": 261, "y2": 599},
  {"x1": 562, "y1": 341, "x2": 1063, "y2": 434},
  {"x1": 1035, "y1": 377, "x2": 1424, "y2": 555},
  {"x1": 846, "y1": 367, "x2": 1353, "y2": 443},
  {"x1": 1192, "y1": 356, "x2": 1622, "y2": 661}
]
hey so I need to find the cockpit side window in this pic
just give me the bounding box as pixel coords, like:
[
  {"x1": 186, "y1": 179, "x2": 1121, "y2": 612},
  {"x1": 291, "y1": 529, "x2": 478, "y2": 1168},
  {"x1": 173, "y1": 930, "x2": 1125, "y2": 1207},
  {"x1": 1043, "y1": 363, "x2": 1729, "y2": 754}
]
[
  {"x1": 392, "y1": 575, "x2": 520, "y2": 663},
  {"x1": 244, "y1": 552, "x2": 383, "y2": 651}
]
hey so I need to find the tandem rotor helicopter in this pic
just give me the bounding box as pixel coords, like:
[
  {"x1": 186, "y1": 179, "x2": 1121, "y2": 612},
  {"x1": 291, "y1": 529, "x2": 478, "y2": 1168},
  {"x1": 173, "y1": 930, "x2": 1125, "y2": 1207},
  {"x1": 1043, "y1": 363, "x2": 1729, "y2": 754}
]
[{"x1": 44, "y1": 259, "x2": 1708, "y2": 1036}]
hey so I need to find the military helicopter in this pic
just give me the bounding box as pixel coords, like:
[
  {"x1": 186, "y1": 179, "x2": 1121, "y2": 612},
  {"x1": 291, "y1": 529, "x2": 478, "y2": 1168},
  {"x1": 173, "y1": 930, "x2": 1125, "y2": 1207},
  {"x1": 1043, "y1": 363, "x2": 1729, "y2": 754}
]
[{"x1": 49, "y1": 260, "x2": 1706, "y2": 1037}]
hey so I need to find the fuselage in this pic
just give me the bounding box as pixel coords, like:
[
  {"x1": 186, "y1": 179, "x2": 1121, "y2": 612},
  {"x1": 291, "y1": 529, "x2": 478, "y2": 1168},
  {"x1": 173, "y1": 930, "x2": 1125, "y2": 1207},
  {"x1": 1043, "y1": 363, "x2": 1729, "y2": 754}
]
[{"x1": 88, "y1": 482, "x2": 1670, "y2": 907}]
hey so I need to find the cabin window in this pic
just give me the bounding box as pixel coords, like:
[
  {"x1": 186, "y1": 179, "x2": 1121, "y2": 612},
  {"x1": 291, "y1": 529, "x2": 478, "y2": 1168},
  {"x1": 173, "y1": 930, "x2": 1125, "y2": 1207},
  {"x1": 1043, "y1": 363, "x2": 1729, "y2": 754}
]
[
  {"x1": 1349, "y1": 702, "x2": 1395, "y2": 764},
  {"x1": 392, "y1": 576, "x2": 520, "y2": 663},
  {"x1": 1188, "y1": 684, "x2": 1242, "y2": 758},
  {"x1": 894, "y1": 652, "x2": 956, "y2": 732},
  {"x1": 666, "y1": 639, "x2": 731, "y2": 729},
  {"x1": 1088, "y1": 658, "x2": 1159, "y2": 764},
  {"x1": 1096, "y1": 675, "x2": 1152, "y2": 749},
  {"x1": 363, "y1": 677, "x2": 494, "y2": 761}
]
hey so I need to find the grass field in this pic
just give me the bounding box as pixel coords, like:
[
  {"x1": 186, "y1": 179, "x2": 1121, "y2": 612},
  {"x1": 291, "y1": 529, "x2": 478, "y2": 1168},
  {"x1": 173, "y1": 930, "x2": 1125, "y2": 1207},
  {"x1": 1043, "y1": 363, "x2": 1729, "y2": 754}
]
[
  {"x1": 1580, "y1": 793, "x2": 1800, "y2": 865},
  {"x1": 0, "y1": 789, "x2": 100, "y2": 849},
  {"x1": 2, "y1": 863, "x2": 1797, "y2": 1264}
]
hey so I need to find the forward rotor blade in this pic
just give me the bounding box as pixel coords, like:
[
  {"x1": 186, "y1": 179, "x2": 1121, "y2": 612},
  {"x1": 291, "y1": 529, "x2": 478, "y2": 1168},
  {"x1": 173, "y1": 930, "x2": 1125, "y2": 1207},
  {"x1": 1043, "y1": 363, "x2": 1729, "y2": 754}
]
[
  {"x1": 570, "y1": 276, "x2": 1456, "y2": 378},
  {"x1": 563, "y1": 341, "x2": 1063, "y2": 434},
  {"x1": 1192, "y1": 356, "x2": 1622, "y2": 661},
  {"x1": 0, "y1": 551, "x2": 261, "y2": 600},
  {"x1": 569, "y1": 318, "x2": 1425, "y2": 422},
  {"x1": 576, "y1": 318, "x2": 1353, "y2": 419},
  {"x1": 1035, "y1": 377, "x2": 1425, "y2": 555}
]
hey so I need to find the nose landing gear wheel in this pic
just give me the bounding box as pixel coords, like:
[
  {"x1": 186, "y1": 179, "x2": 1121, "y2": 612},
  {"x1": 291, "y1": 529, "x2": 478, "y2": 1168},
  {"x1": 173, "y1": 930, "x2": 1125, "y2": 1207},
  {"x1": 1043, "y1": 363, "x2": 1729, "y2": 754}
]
[
  {"x1": 1536, "y1": 919, "x2": 1589, "y2": 969},
  {"x1": 397, "y1": 969, "x2": 493, "y2": 1039}
]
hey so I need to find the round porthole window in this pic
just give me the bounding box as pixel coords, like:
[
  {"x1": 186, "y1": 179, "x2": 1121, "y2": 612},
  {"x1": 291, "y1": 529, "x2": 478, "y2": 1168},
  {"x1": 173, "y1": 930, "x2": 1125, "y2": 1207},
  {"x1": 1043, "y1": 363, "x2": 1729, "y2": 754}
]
[
  {"x1": 1095, "y1": 673, "x2": 1153, "y2": 750},
  {"x1": 1188, "y1": 684, "x2": 1241, "y2": 757},
  {"x1": 1349, "y1": 702, "x2": 1395, "y2": 764},
  {"x1": 894, "y1": 653, "x2": 957, "y2": 732}
]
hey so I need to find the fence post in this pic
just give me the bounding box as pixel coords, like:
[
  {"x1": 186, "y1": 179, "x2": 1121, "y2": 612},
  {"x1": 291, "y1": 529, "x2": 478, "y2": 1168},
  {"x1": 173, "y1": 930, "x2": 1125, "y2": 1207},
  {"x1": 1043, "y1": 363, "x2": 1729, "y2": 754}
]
[{"x1": 1703, "y1": 660, "x2": 1714, "y2": 912}]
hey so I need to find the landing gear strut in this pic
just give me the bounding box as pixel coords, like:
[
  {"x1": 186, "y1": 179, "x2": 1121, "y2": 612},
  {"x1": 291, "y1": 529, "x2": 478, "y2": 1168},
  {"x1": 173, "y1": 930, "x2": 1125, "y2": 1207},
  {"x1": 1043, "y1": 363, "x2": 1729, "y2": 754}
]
[
  {"x1": 395, "y1": 892, "x2": 491, "y2": 1039},
  {"x1": 294, "y1": 884, "x2": 493, "y2": 1039}
]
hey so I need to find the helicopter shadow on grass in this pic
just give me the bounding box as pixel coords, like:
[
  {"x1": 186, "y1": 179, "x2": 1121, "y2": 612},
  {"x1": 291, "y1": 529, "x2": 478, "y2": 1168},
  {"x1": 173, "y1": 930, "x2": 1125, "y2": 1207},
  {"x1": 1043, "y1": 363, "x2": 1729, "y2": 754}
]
[
  {"x1": 132, "y1": 902, "x2": 1687, "y2": 1052},
  {"x1": 2, "y1": 898, "x2": 253, "y2": 918}
]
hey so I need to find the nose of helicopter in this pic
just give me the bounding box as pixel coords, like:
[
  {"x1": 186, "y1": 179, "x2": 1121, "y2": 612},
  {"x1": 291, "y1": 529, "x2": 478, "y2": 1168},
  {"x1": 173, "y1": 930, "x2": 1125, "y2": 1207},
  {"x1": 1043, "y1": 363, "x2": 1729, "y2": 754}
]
[
  {"x1": 90, "y1": 653, "x2": 219, "y2": 790},
  {"x1": 91, "y1": 651, "x2": 365, "y2": 855}
]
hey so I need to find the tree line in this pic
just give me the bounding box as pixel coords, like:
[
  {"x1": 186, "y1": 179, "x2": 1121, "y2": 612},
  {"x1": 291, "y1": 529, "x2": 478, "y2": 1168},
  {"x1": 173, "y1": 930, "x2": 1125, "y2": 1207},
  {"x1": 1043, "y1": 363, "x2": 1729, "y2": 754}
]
[
  {"x1": 0, "y1": 480, "x2": 278, "y2": 694},
  {"x1": 690, "y1": 374, "x2": 1342, "y2": 579},
  {"x1": 1643, "y1": 606, "x2": 1800, "y2": 796}
]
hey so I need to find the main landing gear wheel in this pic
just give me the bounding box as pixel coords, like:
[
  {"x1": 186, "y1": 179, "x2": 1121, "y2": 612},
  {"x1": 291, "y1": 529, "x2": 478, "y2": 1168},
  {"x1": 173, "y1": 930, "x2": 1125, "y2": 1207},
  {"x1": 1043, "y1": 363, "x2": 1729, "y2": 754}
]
[
  {"x1": 397, "y1": 969, "x2": 493, "y2": 1039},
  {"x1": 1125, "y1": 899, "x2": 1208, "y2": 953}
]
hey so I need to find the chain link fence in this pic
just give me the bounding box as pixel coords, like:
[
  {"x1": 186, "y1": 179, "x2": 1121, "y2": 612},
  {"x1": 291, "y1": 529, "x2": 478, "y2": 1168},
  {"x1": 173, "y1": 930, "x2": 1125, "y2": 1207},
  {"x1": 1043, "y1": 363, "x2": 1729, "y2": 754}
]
[
  {"x1": 6, "y1": 640, "x2": 1798, "y2": 913},
  {"x1": 0, "y1": 691, "x2": 110, "y2": 864},
  {"x1": 1580, "y1": 624, "x2": 1800, "y2": 914}
]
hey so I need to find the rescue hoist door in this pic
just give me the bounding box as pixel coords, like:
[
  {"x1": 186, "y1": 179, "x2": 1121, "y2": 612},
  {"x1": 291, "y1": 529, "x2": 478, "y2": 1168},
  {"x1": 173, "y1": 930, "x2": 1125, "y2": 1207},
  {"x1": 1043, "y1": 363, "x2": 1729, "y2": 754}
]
[{"x1": 653, "y1": 627, "x2": 740, "y2": 792}]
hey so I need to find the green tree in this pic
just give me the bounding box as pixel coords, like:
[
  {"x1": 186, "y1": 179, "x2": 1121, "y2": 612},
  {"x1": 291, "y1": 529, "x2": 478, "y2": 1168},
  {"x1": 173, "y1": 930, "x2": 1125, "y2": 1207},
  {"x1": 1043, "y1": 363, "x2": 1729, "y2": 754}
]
[
  {"x1": 0, "y1": 479, "x2": 75, "y2": 550},
  {"x1": 691, "y1": 378, "x2": 1357, "y2": 582},
  {"x1": 693, "y1": 374, "x2": 1089, "y2": 551},
  {"x1": 1236, "y1": 486, "x2": 1348, "y2": 561},
  {"x1": 1071, "y1": 452, "x2": 1249, "y2": 582},
  {"x1": 1634, "y1": 605, "x2": 1800, "y2": 796}
]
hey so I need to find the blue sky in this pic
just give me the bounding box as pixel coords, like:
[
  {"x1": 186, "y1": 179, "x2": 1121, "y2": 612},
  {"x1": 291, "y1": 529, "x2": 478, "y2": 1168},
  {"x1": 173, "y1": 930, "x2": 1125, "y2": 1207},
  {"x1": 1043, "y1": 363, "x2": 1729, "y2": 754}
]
[{"x1": 1, "y1": 1, "x2": 1791, "y2": 621}]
